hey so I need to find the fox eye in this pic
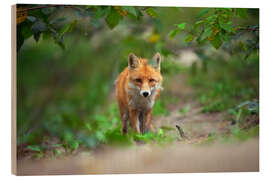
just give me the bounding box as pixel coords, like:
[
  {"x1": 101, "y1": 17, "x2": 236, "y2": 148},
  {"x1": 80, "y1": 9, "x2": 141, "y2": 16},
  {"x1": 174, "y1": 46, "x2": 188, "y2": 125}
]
[
  {"x1": 149, "y1": 78, "x2": 155, "y2": 83},
  {"x1": 135, "y1": 78, "x2": 142, "y2": 83}
]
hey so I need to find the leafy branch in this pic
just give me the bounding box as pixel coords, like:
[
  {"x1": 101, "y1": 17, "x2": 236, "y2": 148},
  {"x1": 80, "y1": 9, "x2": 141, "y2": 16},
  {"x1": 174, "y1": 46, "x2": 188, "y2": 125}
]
[
  {"x1": 16, "y1": 5, "x2": 159, "y2": 52},
  {"x1": 169, "y1": 8, "x2": 259, "y2": 59}
]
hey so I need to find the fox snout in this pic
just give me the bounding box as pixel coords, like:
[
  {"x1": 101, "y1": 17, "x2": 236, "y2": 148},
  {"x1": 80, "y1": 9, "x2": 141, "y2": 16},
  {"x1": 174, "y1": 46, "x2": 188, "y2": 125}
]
[
  {"x1": 140, "y1": 82, "x2": 151, "y2": 97},
  {"x1": 140, "y1": 90, "x2": 151, "y2": 97}
]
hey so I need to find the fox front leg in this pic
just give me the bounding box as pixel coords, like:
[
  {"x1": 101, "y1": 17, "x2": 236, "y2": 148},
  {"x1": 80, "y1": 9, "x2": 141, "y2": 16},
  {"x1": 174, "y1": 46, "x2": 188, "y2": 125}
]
[
  {"x1": 138, "y1": 112, "x2": 145, "y2": 134},
  {"x1": 139, "y1": 110, "x2": 153, "y2": 134},
  {"x1": 144, "y1": 110, "x2": 153, "y2": 133},
  {"x1": 129, "y1": 109, "x2": 140, "y2": 133},
  {"x1": 121, "y1": 110, "x2": 129, "y2": 134}
]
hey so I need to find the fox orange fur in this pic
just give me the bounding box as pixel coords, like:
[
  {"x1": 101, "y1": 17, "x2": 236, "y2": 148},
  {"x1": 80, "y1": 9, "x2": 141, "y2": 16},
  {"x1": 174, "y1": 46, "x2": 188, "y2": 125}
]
[{"x1": 115, "y1": 53, "x2": 163, "y2": 134}]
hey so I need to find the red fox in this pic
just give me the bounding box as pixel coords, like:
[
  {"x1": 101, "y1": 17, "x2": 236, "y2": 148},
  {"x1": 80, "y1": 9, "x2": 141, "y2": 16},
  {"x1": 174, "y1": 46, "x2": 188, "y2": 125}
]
[{"x1": 115, "y1": 53, "x2": 163, "y2": 134}]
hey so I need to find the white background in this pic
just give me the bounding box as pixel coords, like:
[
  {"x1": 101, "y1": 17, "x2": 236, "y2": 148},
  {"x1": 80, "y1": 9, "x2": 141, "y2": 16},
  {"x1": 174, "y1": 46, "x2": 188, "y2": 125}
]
[{"x1": 1, "y1": 0, "x2": 269, "y2": 179}]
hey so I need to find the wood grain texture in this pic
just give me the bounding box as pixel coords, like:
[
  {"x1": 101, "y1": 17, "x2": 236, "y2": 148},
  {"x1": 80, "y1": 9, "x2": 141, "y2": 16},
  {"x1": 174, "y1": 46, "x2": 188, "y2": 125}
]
[{"x1": 11, "y1": 4, "x2": 17, "y2": 175}]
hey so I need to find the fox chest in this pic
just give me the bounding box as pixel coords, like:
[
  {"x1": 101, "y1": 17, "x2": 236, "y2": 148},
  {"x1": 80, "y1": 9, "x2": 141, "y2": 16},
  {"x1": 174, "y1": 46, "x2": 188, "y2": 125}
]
[{"x1": 127, "y1": 89, "x2": 157, "y2": 112}]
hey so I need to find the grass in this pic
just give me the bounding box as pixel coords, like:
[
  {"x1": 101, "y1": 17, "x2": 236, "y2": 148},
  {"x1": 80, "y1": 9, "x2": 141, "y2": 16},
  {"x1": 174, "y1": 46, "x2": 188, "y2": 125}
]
[
  {"x1": 22, "y1": 101, "x2": 177, "y2": 159},
  {"x1": 188, "y1": 57, "x2": 258, "y2": 113},
  {"x1": 179, "y1": 105, "x2": 191, "y2": 116},
  {"x1": 199, "y1": 124, "x2": 259, "y2": 145},
  {"x1": 186, "y1": 55, "x2": 259, "y2": 142},
  {"x1": 152, "y1": 99, "x2": 170, "y2": 116}
]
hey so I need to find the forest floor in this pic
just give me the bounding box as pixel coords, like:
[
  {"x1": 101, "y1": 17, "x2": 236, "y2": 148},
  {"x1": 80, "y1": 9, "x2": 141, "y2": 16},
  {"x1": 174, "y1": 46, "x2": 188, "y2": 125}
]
[{"x1": 17, "y1": 74, "x2": 259, "y2": 175}]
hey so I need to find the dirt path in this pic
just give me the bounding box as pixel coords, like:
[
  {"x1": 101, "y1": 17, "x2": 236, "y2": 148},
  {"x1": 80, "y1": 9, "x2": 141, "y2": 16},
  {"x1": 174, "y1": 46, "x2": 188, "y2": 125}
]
[
  {"x1": 16, "y1": 74, "x2": 259, "y2": 175},
  {"x1": 153, "y1": 74, "x2": 230, "y2": 143}
]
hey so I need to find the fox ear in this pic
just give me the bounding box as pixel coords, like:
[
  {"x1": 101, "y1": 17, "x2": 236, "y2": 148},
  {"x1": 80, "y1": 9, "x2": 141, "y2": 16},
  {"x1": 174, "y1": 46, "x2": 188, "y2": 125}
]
[
  {"x1": 152, "y1": 52, "x2": 161, "y2": 70},
  {"x1": 128, "y1": 53, "x2": 139, "y2": 69}
]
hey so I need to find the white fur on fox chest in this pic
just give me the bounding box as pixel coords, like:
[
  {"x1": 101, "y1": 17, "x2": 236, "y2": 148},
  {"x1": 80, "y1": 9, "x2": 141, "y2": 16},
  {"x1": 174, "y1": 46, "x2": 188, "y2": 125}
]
[{"x1": 126, "y1": 82, "x2": 160, "y2": 111}]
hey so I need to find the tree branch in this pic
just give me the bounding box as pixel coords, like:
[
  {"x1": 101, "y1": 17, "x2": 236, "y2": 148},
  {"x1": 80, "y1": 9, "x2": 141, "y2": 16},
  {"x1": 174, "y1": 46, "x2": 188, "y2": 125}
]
[
  {"x1": 17, "y1": 5, "x2": 84, "y2": 13},
  {"x1": 238, "y1": 26, "x2": 259, "y2": 32}
]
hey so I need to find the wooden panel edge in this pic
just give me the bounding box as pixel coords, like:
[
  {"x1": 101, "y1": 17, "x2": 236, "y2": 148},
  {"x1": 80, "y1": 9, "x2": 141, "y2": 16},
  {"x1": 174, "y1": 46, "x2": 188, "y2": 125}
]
[{"x1": 11, "y1": 4, "x2": 17, "y2": 175}]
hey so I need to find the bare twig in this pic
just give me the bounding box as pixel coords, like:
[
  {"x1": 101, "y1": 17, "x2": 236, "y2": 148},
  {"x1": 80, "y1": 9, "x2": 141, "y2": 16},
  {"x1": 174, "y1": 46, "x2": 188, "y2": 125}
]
[{"x1": 238, "y1": 26, "x2": 259, "y2": 32}]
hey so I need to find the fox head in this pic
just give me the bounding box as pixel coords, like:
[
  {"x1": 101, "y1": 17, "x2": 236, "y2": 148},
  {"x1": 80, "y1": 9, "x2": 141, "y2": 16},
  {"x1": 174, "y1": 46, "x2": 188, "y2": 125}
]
[{"x1": 127, "y1": 52, "x2": 163, "y2": 98}]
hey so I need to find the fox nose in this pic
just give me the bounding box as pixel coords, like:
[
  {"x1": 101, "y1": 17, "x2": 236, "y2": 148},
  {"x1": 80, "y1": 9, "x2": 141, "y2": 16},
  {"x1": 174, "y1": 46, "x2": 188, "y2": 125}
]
[{"x1": 142, "y1": 92, "x2": 149, "y2": 97}]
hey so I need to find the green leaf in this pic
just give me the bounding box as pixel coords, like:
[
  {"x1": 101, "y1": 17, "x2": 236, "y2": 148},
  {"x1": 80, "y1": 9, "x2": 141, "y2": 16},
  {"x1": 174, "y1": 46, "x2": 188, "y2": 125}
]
[
  {"x1": 95, "y1": 7, "x2": 108, "y2": 18},
  {"x1": 201, "y1": 27, "x2": 213, "y2": 40},
  {"x1": 105, "y1": 9, "x2": 123, "y2": 29},
  {"x1": 239, "y1": 41, "x2": 248, "y2": 51},
  {"x1": 185, "y1": 34, "x2": 194, "y2": 43},
  {"x1": 168, "y1": 29, "x2": 179, "y2": 38},
  {"x1": 55, "y1": 149, "x2": 62, "y2": 156},
  {"x1": 220, "y1": 21, "x2": 233, "y2": 32},
  {"x1": 96, "y1": 131, "x2": 106, "y2": 143},
  {"x1": 206, "y1": 15, "x2": 217, "y2": 23},
  {"x1": 59, "y1": 20, "x2": 78, "y2": 37},
  {"x1": 70, "y1": 141, "x2": 79, "y2": 151},
  {"x1": 197, "y1": 8, "x2": 211, "y2": 18},
  {"x1": 222, "y1": 33, "x2": 230, "y2": 42},
  {"x1": 122, "y1": 6, "x2": 137, "y2": 16},
  {"x1": 158, "y1": 128, "x2": 164, "y2": 136},
  {"x1": 27, "y1": 145, "x2": 41, "y2": 152},
  {"x1": 195, "y1": 20, "x2": 204, "y2": 25},
  {"x1": 17, "y1": 24, "x2": 24, "y2": 51},
  {"x1": 85, "y1": 123, "x2": 92, "y2": 131},
  {"x1": 68, "y1": 20, "x2": 78, "y2": 32},
  {"x1": 175, "y1": 22, "x2": 186, "y2": 30},
  {"x1": 194, "y1": 20, "x2": 204, "y2": 28},
  {"x1": 63, "y1": 131, "x2": 74, "y2": 143},
  {"x1": 26, "y1": 16, "x2": 36, "y2": 22},
  {"x1": 236, "y1": 8, "x2": 248, "y2": 18},
  {"x1": 32, "y1": 20, "x2": 47, "y2": 32},
  {"x1": 146, "y1": 8, "x2": 158, "y2": 18},
  {"x1": 33, "y1": 32, "x2": 41, "y2": 42},
  {"x1": 32, "y1": 20, "x2": 47, "y2": 42},
  {"x1": 247, "y1": 101, "x2": 259, "y2": 114},
  {"x1": 210, "y1": 34, "x2": 222, "y2": 49},
  {"x1": 21, "y1": 24, "x2": 33, "y2": 39},
  {"x1": 135, "y1": 8, "x2": 143, "y2": 20},
  {"x1": 169, "y1": 23, "x2": 186, "y2": 38}
]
